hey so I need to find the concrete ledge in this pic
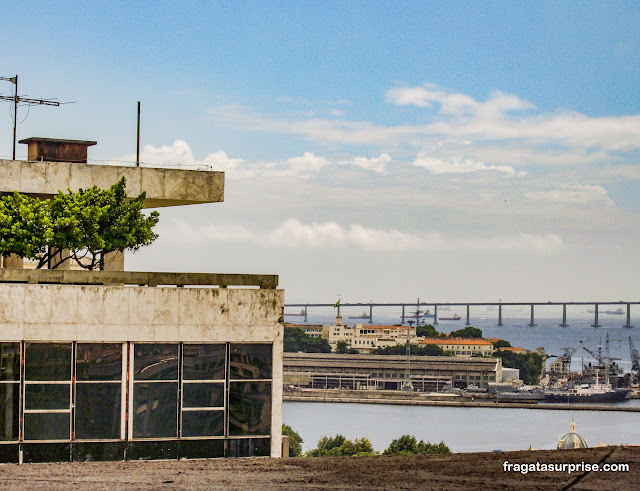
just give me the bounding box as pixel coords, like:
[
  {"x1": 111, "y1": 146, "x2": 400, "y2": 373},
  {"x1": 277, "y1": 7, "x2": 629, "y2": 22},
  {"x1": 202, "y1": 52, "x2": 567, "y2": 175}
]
[
  {"x1": 0, "y1": 269, "x2": 278, "y2": 289},
  {"x1": 0, "y1": 159, "x2": 224, "y2": 208}
]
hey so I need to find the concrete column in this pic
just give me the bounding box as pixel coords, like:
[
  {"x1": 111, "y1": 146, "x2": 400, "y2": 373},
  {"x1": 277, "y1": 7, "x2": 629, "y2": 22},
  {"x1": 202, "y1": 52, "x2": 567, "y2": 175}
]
[
  {"x1": 498, "y1": 304, "x2": 503, "y2": 326},
  {"x1": 48, "y1": 248, "x2": 71, "y2": 270},
  {"x1": 433, "y1": 305, "x2": 438, "y2": 325},
  {"x1": 528, "y1": 304, "x2": 537, "y2": 327},
  {"x1": 401, "y1": 305, "x2": 405, "y2": 324},
  {"x1": 465, "y1": 305, "x2": 470, "y2": 326},
  {"x1": 592, "y1": 304, "x2": 601, "y2": 328},
  {"x1": 303, "y1": 306, "x2": 308, "y2": 323},
  {"x1": 2, "y1": 255, "x2": 23, "y2": 269},
  {"x1": 369, "y1": 305, "x2": 373, "y2": 324},
  {"x1": 624, "y1": 304, "x2": 633, "y2": 329},
  {"x1": 560, "y1": 304, "x2": 568, "y2": 327},
  {"x1": 103, "y1": 251, "x2": 125, "y2": 271}
]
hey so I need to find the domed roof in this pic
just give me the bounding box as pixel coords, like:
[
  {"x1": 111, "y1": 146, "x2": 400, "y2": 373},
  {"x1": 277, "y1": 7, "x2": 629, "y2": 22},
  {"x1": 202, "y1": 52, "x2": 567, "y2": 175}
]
[{"x1": 557, "y1": 421, "x2": 588, "y2": 450}]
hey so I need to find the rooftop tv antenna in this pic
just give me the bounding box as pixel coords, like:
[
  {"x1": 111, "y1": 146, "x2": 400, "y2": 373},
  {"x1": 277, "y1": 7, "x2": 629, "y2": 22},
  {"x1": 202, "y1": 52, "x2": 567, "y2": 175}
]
[{"x1": 0, "y1": 75, "x2": 62, "y2": 159}]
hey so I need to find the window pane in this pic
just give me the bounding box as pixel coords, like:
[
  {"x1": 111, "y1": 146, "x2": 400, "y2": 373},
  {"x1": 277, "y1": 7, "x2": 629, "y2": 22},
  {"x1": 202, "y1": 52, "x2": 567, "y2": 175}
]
[
  {"x1": 183, "y1": 383, "x2": 224, "y2": 408},
  {"x1": 76, "y1": 344, "x2": 122, "y2": 381},
  {"x1": 25, "y1": 343, "x2": 72, "y2": 381},
  {"x1": 25, "y1": 383, "x2": 70, "y2": 410},
  {"x1": 229, "y1": 344, "x2": 272, "y2": 380},
  {"x1": 75, "y1": 383, "x2": 121, "y2": 440},
  {"x1": 0, "y1": 383, "x2": 19, "y2": 440},
  {"x1": 228, "y1": 381, "x2": 271, "y2": 436},
  {"x1": 134, "y1": 344, "x2": 178, "y2": 381},
  {"x1": 183, "y1": 344, "x2": 225, "y2": 380},
  {"x1": 181, "y1": 410, "x2": 224, "y2": 437},
  {"x1": 0, "y1": 343, "x2": 20, "y2": 381},
  {"x1": 24, "y1": 413, "x2": 70, "y2": 440},
  {"x1": 132, "y1": 382, "x2": 178, "y2": 438}
]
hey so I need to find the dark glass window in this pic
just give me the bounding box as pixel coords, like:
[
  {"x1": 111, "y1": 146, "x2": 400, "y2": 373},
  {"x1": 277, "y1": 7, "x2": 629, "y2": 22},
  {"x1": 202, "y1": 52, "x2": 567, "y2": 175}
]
[
  {"x1": 23, "y1": 413, "x2": 70, "y2": 440},
  {"x1": 229, "y1": 344, "x2": 272, "y2": 380},
  {"x1": 132, "y1": 382, "x2": 178, "y2": 438},
  {"x1": 183, "y1": 383, "x2": 224, "y2": 408},
  {"x1": 75, "y1": 384, "x2": 122, "y2": 440},
  {"x1": 134, "y1": 344, "x2": 179, "y2": 381},
  {"x1": 0, "y1": 343, "x2": 20, "y2": 381},
  {"x1": 181, "y1": 410, "x2": 224, "y2": 437},
  {"x1": 228, "y1": 381, "x2": 271, "y2": 436},
  {"x1": 25, "y1": 384, "x2": 70, "y2": 410},
  {"x1": 25, "y1": 343, "x2": 72, "y2": 381},
  {"x1": 76, "y1": 344, "x2": 122, "y2": 381},
  {"x1": 0, "y1": 383, "x2": 19, "y2": 440},
  {"x1": 183, "y1": 344, "x2": 225, "y2": 380}
]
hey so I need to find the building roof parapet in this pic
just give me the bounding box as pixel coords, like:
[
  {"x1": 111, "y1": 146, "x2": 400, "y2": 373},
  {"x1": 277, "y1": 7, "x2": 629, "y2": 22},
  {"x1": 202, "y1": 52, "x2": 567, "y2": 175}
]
[{"x1": 0, "y1": 269, "x2": 278, "y2": 289}]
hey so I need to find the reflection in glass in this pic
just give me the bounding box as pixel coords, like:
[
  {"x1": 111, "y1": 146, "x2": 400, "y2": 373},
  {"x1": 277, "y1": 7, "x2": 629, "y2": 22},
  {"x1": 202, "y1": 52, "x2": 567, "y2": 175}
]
[
  {"x1": 23, "y1": 412, "x2": 70, "y2": 440},
  {"x1": 181, "y1": 410, "x2": 224, "y2": 437},
  {"x1": 0, "y1": 383, "x2": 19, "y2": 440},
  {"x1": 25, "y1": 343, "x2": 72, "y2": 381},
  {"x1": 229, "y1": 344, "x2": 272, "y2": 380},
  {"x1": 75, "y1": 383, "x2": 121, "y2": 439},
  {"x1": 183, "y1": 383, "x2": 224, "y2": 408},
  {"x1": 183, "y1": 344, "x2": 225, "y2": 380},
  {"x1": 76, "y1": 344, "x2": 122, "y2": 381},
  {"x1": 134, "y1": 344, "x2": 179, "y2": 381},
  {"x1": 132, "y1": 382, "x2": 178, "y2": 438},
  {"x1": 25, "y1": 384, "x2": 70, "y2": 410},
  {"x1": 0, "y1": 343, "x2": 20, "y2": 381},
  {"x1": 228, "y1": 381, "x2": 271, "y2": 436}
]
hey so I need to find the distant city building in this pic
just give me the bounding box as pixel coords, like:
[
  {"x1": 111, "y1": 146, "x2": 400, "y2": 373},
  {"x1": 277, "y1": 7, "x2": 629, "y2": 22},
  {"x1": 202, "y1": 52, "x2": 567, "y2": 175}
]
[
  {"x1": 420, "y1": 338, "x2": 494, "y2": 357},
  {"x1": 325, "y1": 316, "x2": 418, "y2": 353},
  {"x1": 498, "y1": 347, "x2": 530, "y2": 354},
  {"x1": 287, "y1": 324, "x2": 325, "y2": 339}
]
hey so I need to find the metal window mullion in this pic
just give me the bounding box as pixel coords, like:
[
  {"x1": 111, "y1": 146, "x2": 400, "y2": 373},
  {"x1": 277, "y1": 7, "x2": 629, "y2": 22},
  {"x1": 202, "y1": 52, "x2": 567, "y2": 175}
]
[
  {"x1": 178, "y1": 343, "x2": 183, "y2": 439},
  {"x1": 122, "y1": 341, "x2": 128, "y2": 441},
  {"x1": 71, "y1": 342, "x2": 76, "y2": 440},
  {"x1": 19, "y1": 341, "x2": 24, "y2": 445},
  {"x1": 225, "y1": 343, "x2": 230, "y2": 438}
]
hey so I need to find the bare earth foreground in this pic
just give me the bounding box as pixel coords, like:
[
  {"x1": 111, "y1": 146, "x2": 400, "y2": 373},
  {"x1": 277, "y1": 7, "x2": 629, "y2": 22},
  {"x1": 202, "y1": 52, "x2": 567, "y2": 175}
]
[{"x1": 0, "y1": 447, "x2": 637, "y2": 490}]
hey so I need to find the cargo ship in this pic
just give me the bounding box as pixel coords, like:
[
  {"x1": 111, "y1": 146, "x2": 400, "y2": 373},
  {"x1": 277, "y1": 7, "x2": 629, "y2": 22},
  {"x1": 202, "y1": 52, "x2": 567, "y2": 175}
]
[
  {"x1": 543, "y1": 384, "x2": 630, "y2": 403},
  {"x1": 439, "y1": 314, "x2": 461, "y2": 321}
]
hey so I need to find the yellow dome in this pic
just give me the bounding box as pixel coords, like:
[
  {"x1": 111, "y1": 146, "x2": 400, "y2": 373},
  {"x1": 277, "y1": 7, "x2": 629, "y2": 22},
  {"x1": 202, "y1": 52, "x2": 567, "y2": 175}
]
[{"x1": 557, "y1": 421, "x2": 588, "y2": 450}]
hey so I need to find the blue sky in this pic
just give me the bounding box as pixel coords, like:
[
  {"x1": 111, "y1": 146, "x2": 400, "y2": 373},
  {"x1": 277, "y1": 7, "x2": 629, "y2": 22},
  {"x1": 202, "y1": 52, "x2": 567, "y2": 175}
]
[{"x1": 2, "y1": 2, "x2": 640, "y2": 302}]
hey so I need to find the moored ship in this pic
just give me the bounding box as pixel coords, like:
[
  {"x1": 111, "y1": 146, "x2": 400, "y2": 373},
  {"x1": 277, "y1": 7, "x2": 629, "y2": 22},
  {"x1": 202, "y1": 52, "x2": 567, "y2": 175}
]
[{"x1": 543, "y1": 384, "x2": 630, "y2": 403}]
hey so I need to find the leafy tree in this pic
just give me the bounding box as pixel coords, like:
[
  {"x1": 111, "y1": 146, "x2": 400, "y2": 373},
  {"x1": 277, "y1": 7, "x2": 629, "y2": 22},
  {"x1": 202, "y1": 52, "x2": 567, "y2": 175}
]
[
  {"x1": 383, "y1": 435, "x2": 451, "y2": 455},
  {"x1": 284, "y1": 327, "x2": 331, "y2": 353},
  {"x1": 449, "y1": 326, "x2": 483, "y2": 338},
  {"x1": 416, "y1": 324, "x2": 439, "y2": 338},
  {"x1": 335, "y1": 340, "x2": 359, "y2": 354},
  {"x1": 492, "y1": 339, "x2": 512, "y2": 349},
  {"x1": 495, "y1": 351, "x2": 544, "y2": 385},
  {"x1": 307, "y1": 434, "x2": 375, "y2": 457},
  {"x1": 0, "y1": 177, "x2": 159, "y2": 270},
  {"x1": 371, "y1": 344, "x2": 447, "y2": 357},
  {"x1": 282, "y1": 424, "x2": 303, "y2": 457}
]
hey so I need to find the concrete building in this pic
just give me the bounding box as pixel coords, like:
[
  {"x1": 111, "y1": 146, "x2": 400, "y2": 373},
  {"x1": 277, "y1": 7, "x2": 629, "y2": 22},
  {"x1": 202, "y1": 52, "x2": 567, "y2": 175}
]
[
  {"x1": 325, "y1": 316, "x2": 418, "y2": 353},
  {"x1": 420, "y1": 338, "x2": 495, "y2": 357},
  {"x1": 283, "y1": 352, "x2": 503, "y2": 391},
  {"x1": 0, "y1": 138, "x2": 284, "y2": 463}
]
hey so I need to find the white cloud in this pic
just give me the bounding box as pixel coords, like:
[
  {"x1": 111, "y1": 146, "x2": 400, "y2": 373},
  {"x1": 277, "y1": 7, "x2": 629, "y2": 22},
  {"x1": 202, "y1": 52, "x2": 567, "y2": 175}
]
[
  {"x1": 158, "y1": 218, "x2": 564, "y2": 254},
  {"x1": 412, "y1": 154, "x2": 522, "y2": 177},
  {"x1": 525, "y1": 184, "x2": 612, "y2": 204}
]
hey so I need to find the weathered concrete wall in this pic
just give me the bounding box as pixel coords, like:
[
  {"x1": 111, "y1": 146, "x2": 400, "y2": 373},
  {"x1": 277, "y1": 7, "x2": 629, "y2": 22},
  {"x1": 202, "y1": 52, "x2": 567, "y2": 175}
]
[
  {"x1": 0, "y1": 283, "x2": 284, "y2": 457},
  {"x1": 0, "y1": 160, "x2": 224, "y2": 208}
]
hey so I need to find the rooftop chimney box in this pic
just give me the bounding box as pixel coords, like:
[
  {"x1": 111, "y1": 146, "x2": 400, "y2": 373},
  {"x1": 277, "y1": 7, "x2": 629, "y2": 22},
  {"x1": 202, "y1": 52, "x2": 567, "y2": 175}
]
[{"x1": 19, "y1": 137, "x2": 97, "y2": 163}]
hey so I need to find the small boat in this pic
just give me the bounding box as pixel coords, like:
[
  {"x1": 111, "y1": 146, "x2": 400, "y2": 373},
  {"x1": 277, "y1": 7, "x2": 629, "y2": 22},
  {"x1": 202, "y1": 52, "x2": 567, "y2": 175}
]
[{"x1": 439, "y1": 314, "x2": 461, "y2": 321}]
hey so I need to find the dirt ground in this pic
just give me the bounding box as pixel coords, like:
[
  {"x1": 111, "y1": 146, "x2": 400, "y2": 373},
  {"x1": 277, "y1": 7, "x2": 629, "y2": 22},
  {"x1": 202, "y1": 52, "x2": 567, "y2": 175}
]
[{"x1": 0, "y1": 446, "x2": 637, "y2": 490}]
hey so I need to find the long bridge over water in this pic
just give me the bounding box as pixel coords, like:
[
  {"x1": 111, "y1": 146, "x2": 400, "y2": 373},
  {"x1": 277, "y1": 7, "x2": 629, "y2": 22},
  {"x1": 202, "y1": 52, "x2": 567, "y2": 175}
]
[{"x1": 284, "y1": 300, "x2": 638, "y2": 328}]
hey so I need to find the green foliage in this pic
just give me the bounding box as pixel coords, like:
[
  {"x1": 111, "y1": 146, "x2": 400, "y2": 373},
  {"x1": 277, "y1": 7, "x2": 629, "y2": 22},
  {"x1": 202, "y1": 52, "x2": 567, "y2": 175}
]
[
  {"x1": 383, "y1": 435, "x2": 451, "y2": 455},
  {"x1": 449, "y1": 326, "x2": 483, "y2": 338},
  {"x1": 416, "y1": 324, "x2": 439, "y2": 338},
  {"x1": 495, "y1": 351, "x2": 544, "y2": 384},
  {"x1": 306, "y1": 434, "x2": 375, "y2": 457},
  {"x1": 371, "y1": 344, "x2": 447, "y2": 356},
  {"x1": 282, "y1": 424, "x2": 303, "y2": 457},
  {"x1": 284, "y1": 327, "x2": 331, "y2": 353},
  {"x1": 0, "y1": 177, "x2": 159, "y2": 270},
  {"x1": 492, "y1": 339, "x2": 512, "y2": 349},
  {"x1": 335, "y1": 339, "x2": 359, "y2": 354}
]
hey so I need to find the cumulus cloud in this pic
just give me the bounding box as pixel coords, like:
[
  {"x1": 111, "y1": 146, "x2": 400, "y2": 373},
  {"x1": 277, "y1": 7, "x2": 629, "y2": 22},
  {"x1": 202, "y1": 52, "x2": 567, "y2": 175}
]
[
  {"x1": 158, "y1": 218, "x2": 564, "y2": 254},
  {"x1": 412, "y1": 154, "x2": 523, "y2": 177},
  {"x1": 525, "y1": 184, "x2": 612, "y2": 204}
]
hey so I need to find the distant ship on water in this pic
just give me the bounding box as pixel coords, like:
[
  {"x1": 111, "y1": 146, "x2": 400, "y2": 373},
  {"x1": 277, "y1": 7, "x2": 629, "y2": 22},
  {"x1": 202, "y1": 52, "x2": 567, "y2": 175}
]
[
  {"x1": 349, "y1": 312, "x2": 371, "y2": 319},
  {"x1": 284, "y1": 309, "x2": 307, "y2": 317},
  {"x1": 587, "y1": 308, "x2": 624, "y2": 315},
  {"x1": 439, "y1": 314, "x2": 461, "y2": 321}
]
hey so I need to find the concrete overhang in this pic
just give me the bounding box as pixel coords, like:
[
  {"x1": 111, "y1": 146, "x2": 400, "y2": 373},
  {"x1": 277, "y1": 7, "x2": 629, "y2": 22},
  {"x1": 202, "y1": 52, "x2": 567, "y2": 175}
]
[{"x1": 0, "y1": 159, "x2": 224, "y2": 208}]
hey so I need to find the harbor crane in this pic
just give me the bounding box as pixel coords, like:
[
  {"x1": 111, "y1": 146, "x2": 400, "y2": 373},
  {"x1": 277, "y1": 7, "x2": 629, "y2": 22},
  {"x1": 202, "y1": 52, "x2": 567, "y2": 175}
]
[{"x1": 630, "y1": 337, "x2": 640, "y2": 383}]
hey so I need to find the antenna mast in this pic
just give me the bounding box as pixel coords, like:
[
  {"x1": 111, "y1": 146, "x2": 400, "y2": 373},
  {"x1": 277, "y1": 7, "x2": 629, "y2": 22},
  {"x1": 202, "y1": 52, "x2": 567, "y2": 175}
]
[{"x1": 0, "y1": 75, "x2": 61, "y2": 159}]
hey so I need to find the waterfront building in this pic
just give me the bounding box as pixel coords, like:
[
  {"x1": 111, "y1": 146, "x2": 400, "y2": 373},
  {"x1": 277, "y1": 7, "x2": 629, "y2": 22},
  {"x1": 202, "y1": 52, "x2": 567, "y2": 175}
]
[
  {"x1": 420, "y1": 338, "x2": 494, "y2": 357},
  {"x1": 0, "y1": 139, "x2": 283, "y2": 463},
  {"x1": 557, "y1": 421, "x2": 588, "y2": 449},
  {"x1": 286, "y1": 324, "x2": 325, "y2": 339},
  {"x1": 325, "y1": 316, "x2": 418, "y2": 353},
  {"x1": 283, "y1": 352, "x2": 502, "y2": 390}
]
